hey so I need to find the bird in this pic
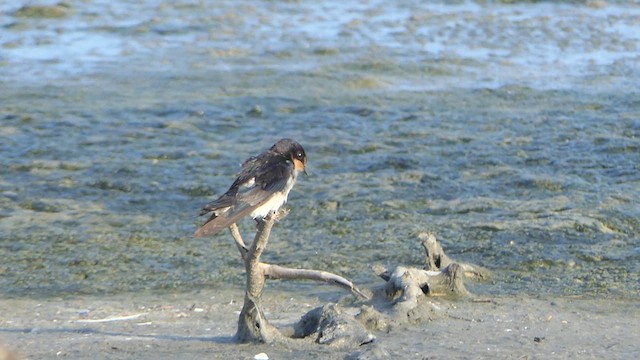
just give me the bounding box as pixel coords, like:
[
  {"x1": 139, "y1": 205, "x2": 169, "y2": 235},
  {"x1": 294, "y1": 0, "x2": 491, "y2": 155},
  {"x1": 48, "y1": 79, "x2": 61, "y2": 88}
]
[{"x1": 194, "y1": 138, "x2": 307, "y2": 237}]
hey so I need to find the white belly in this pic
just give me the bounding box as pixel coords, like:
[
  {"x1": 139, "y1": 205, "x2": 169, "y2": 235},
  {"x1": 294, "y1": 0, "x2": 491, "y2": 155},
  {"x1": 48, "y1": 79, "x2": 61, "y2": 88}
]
[
  {"x1": 250, "y1": 172, "x2": 298, "y2": 219},
  {"x1": 250, "y1": 191, "x2": 288, "y2": 219}
]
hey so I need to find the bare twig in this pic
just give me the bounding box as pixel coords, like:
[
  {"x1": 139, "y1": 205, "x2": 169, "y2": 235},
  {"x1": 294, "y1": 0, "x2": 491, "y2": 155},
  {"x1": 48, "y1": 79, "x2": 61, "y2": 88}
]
[
  {"x1": 264, "y1": 264, "x2": 369, "y2": 300},
  {"x1": 229, "y1": 223, "x2": 248, "y2": 260}
]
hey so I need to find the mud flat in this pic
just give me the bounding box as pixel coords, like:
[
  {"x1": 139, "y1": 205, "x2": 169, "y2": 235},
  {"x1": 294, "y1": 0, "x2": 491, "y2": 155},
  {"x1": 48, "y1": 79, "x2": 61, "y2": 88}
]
[{"x1": 1, "y1": 288, "x2": 637, "y2": 359}]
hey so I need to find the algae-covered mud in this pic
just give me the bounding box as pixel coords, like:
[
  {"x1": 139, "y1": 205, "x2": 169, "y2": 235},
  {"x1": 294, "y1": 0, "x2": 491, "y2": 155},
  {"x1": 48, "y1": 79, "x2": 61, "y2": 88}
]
[
  {"x1": 1, "y1": 0, "x2": 638, "y2": 298},
  {"x1": 0, "y1": 0, "x2": 639, "y2": 357}
]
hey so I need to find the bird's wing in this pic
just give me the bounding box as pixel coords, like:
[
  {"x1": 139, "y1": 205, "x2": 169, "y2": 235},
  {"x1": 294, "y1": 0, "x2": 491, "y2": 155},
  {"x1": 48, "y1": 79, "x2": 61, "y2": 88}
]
[
  {"x1": 194, "y1": 185, "x2": 270, "y2": 237},
  {"x1": 197, "y1": 154, "x2": 266, "y2": 217},
  {"x1": 194, "y1": 157, "x2": 293, "y2": 238},
  {"x1": 198, "y1": 193, "x2": 234, "y2": 216}
]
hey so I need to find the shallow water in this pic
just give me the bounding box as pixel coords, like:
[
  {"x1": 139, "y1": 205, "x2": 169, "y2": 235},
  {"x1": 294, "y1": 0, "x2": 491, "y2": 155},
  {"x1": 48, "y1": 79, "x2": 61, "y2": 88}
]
[{"x1": 1, "y1": 1, "x2": 639, "y2": 301}]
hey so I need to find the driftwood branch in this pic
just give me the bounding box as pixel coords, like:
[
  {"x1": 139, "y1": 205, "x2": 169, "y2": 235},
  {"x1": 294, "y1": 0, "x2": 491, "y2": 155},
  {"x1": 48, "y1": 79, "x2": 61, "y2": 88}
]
[
  {"x1": 420, "y1": 232, "x2": 453, "y2": 270},
  {"x1": 264, "y1": 264, "x2": 369, "y2": 299},
  {"x1": 373, "y1": 232, "x2": 490, "y2": 320},
  {"x1": 227, "y1": 208, "x2": 368, "y2": 343},
  {"x1": 235, "y1": 211, "x2": 282, "y2": 343},
  {"x1": 229, "y1": 223, "x2": 248, "y2": 260},
  {"x1": 220, "y1": 210, "x2": 490, "y2": 350},
  {"x1": 420, "y1": 232, "x2": 490, "y2": 281}
]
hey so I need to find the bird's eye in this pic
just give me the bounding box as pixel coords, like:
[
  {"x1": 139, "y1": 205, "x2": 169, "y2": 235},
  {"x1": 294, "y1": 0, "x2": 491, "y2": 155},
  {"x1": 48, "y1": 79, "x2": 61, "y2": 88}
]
[{"x1": 296, "y1": 151, "x2": 303, "y2": 159}]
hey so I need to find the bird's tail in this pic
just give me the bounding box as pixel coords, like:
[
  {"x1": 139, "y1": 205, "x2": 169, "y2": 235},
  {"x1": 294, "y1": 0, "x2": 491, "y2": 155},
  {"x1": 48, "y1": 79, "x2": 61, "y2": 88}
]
[{"x1": 193, "y1": 204, "x2": 256, "y2": 238}]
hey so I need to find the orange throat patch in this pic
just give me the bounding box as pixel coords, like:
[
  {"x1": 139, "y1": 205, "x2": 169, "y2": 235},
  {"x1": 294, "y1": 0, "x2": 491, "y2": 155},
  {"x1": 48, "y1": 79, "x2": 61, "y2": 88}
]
[{"x1": 293, "y1": 158, "x2": 305, "y2": 171}]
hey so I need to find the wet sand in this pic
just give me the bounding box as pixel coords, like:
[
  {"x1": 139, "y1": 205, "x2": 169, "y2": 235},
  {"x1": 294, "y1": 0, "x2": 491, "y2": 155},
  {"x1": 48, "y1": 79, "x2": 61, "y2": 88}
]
[{"x1": 1, "y1": 289, "x2": 638, "y2": 359}]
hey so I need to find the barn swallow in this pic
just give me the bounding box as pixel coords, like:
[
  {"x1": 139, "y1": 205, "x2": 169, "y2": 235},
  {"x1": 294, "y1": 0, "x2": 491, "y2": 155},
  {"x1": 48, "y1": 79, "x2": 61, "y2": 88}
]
[{"x1": 194, "y1": 138, "x2": 307, "y2": 237}]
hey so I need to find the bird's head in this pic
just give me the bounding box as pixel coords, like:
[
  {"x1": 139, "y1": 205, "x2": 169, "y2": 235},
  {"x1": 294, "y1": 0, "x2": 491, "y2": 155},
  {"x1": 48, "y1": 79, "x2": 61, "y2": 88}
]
[{"x1": 272, "y1": 138, "x2": 307, "y2": 175}]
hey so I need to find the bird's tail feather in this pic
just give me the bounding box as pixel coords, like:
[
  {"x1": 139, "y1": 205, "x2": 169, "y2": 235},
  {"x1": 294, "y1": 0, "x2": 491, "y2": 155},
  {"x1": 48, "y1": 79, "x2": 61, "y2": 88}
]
[{"x1": 193, "y1": 204, "x2": 257, "y2": 238}]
